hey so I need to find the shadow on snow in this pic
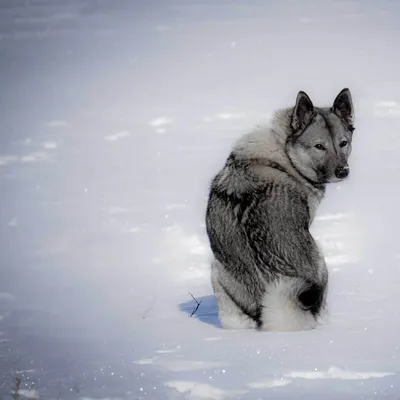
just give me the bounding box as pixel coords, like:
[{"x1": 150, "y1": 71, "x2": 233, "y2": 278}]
[{"x1": 179, "y1": 294, "x2": 222, "y2": 328}]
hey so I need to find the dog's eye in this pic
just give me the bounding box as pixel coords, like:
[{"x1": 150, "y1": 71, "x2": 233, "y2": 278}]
[
  {"x1": 315, "y1": 144, "x2": 326, "y2": 151},
  {"x1": 339, "y1": 140, "x2": 348, "y2": 148}
]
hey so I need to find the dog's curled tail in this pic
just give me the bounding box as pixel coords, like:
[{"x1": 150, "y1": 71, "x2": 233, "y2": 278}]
[{"x1": 261, "y1": 276, "x2": 326, "y2": 332}]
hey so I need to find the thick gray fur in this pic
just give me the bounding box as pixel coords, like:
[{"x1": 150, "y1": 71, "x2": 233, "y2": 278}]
[{"x1": 205, "y1": 89, "x2": 355, "y2": 331}]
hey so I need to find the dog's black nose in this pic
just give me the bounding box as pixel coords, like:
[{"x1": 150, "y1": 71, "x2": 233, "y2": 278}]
[{"x1": 335, "y1": 166, "x2": 349, "y2": 179}]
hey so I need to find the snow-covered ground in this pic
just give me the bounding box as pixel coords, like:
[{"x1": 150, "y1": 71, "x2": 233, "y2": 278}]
[{"x1": 1, "y1": 0, "x2": 400, "y2": 398}]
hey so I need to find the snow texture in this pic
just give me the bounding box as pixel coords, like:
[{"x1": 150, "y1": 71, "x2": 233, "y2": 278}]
[{"x1": 0, "y1": 0, "x2": 400, "y2": 399}]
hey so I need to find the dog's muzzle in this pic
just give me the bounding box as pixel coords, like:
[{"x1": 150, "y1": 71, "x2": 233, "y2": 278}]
[{"x1": 335, "y1": 166, "x2": 349, "y2": 179}]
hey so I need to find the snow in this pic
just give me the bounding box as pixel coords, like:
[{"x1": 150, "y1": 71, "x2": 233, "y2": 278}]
[
  {"x1": 104, "y1": 131, "x2": 131, "y2": 143},
  {"x1": 149, "y1": 118, "x2": 174, "y2": 128},
  {"x1": 0, "y1": 0, "x2": 400, "y2": 399}
]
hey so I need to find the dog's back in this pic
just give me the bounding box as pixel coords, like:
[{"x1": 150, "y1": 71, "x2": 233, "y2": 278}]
[{"x1": 206, "y1": 89, "x2": 355, "y2": 331}]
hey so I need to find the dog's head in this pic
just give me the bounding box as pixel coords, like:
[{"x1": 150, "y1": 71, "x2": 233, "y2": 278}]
[{"x1": 286, "y1": 88, "x2": 355, "y2": 184}]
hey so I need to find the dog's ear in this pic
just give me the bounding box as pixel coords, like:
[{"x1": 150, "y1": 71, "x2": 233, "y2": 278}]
[
  {"x1": 333, "y1": 88, "x2": 354, "y2": 125},
  {"x1": 291, "y1": 91, "x2": 314, "y2": 131}
]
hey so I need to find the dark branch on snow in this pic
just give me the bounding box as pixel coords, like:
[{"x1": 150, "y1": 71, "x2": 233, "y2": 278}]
[
  {"x1": 188, "y1": 292, "x2": 202, "y2": 317},
  {"x1": 13, "y1": 376, "x2": 21, "y2": 400}
]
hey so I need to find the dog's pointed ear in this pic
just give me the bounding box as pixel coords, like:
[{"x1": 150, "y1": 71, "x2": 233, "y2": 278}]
[
  {"x1": 333, "y1": 88, "x2": 354, "y2": 125},
  {"x1": 291, "y1": 91, "x2": 314, "y2": 131}
]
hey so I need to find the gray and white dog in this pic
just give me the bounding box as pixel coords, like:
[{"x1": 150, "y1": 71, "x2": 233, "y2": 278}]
[{"x1": 205, "y1": 89, "x2": 355, "y2": 331}]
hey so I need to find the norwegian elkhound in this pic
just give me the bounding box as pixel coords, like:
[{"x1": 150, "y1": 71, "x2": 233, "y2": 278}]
[{"x1": 205, "y1": 89, "x2": 355, "y2": 331}]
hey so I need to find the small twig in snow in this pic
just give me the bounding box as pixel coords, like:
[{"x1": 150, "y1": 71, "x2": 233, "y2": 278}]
[
  {"x1": 13, "y1": 376, "x2": 21, "y2": 400},
  {"x1": 188, "y1": 292, "x2": 202, "y2": 317},
  {"x1": 142, "y1": 296, "x2": 157, "y2": 319}
]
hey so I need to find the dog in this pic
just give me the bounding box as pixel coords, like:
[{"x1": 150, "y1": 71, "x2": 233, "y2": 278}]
[{"x1": 205, "y1": 88, "x2": 355, "y2": 331}]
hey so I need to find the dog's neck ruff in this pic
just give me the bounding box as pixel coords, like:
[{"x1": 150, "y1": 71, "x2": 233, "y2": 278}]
[{"x1": 285, "y1": 146, "x2": 325, "y2": 192}]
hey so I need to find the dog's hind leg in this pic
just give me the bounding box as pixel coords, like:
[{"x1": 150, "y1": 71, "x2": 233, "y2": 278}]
[{"x1": 211, "y1": 259, "x2": 257, "y2": 330}]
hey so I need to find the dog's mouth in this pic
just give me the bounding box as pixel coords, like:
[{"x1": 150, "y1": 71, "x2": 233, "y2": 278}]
[
  {"x1": 326, "y1": 173, "x2": 350, "y2": 184},
  {"x1": 321, "y1": 166, "x2": 350, "y2": 184}
]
